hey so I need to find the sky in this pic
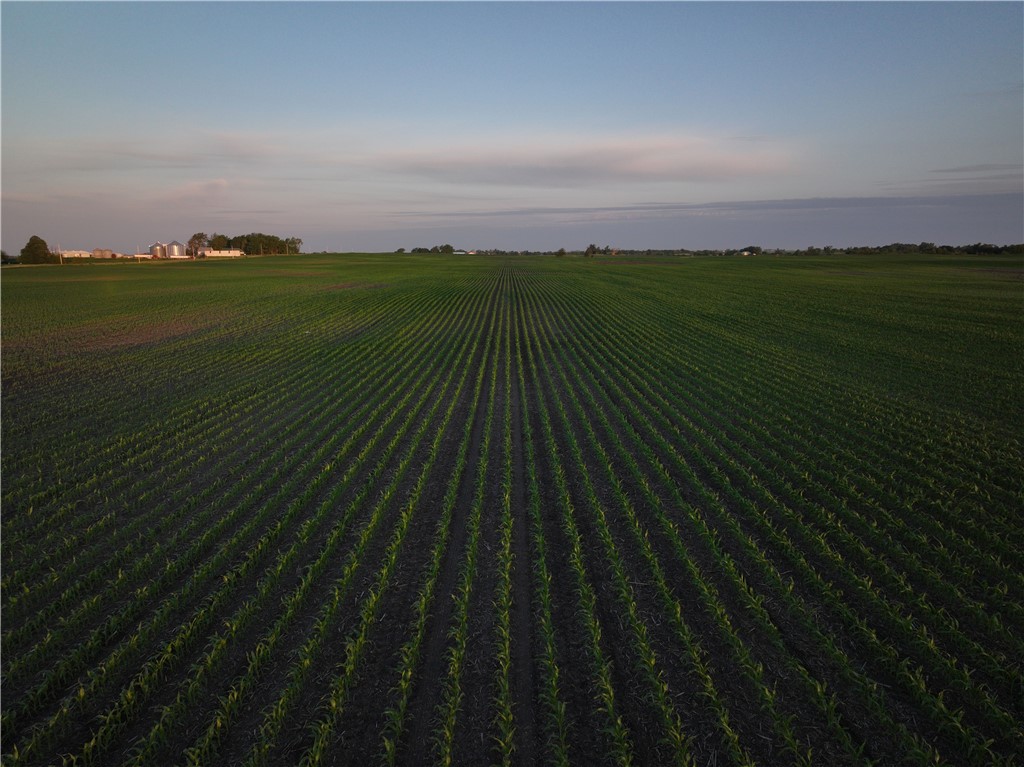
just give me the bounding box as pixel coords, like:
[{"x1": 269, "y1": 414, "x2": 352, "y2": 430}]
[{"x1": 2, "y1": 1, "x2": 1022, "y2": 254}]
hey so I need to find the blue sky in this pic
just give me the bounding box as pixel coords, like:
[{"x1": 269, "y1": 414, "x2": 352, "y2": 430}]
[{"x1": 3, "y1": 1, "x2": 1022, "y2": 253}]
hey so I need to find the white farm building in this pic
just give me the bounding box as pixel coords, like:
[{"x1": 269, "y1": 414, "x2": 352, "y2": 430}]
[{"x1": 200, "y1": 248, "x2": 244, "y2": 258}]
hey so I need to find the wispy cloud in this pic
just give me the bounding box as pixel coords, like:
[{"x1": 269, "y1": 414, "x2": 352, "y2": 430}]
[
  {"x1": 878, "y1": 163, "x2": 1023, "y2": 196},
  {"x1": 371, "y1": 134, "x2": 794, "y2": 188},
  {"x1": 930, "y1": 163, "x2": 1023, "y2": 174},
  {"x1": 391, "y1": 192, "x2": 1024, "y2": 225},
  {"x1": 156, "y1": 178, "x2": 232, "y2": 207},
  {"x1": 7, "y1": 128, "x2": 796, "y2": 196},
  {"x1": 8, "y1": 131, "x2": 297, "y2": 176}
]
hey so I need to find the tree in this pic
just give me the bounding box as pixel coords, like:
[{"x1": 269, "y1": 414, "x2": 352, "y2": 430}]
[
  {"x1": 20, "y1": 235, "x2": 55, "y2": 264},
  {"x1": 188, "y1": 232, "x2": 208, "y2": 258},
  {"x1": 209, "y1": 233, "x2": 230, "y2": 250},
  {"x1": 556, "y1": 248, "x2": 566, "y2": 257},
  {"x1": 226, "y1": 233, "x2": 300, "y2": 256},
  {"x1": 395, "y1": 247, "x2": 406, "y2": 253},
  {"x1": 584, "y1": 244, "x2": 599, "y2": 257}
]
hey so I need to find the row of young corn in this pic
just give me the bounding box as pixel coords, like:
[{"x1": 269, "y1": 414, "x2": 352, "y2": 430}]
[
  {"x1": 191, "y1": 270, "x2": 502, "y2": 767},
  {"x1": 3, "y1": 256, "x2": 1019, "y2": 765},
  {"x1": 143, "y1": 282, "x2": 494, "y2": 767},
  {"x1": 490, "y1": 274, "x2": 517, "y2": 765},
  {"x1": 236, "y1": 285, "x2": 492, "y2": 767},
  {"x1": 2, "y1": 286, "x2": 417, "y2": 681},
  {"x1": 513, "y1": 260, "x2": 1021, "y2": 765},
  {"x1": 1, "y1": 286, "x2": 338, "y2": 546},
  {"x1": 378, "y1": 265, "x2": 563, "y2": 767},
  {"x1": 515, "y1": 267, "x2": 764, "y2": 765},
  {"x1": 547, "y1": 261, "x2": 1022, "y2": 640},
  {"x1": 377, "y1": 285, "x2": 501, "y2": 765},
  {"x1": 520, "y1": 271, "x2": 776, "y2": 765},
  {"x1": 636, "y1": 278, "x2": 1024, "y2": 612},
  {"x1": 575, "y1": 271, "x2": 1024, "y2": 748},
  {"x1": 528, "y1": 265, "x2": 933, "y2": 763},
  {"x1": 651, "y1": 304, "x2": 1024, "y2": 629},
  {"x1": 2, "y1": 272, "x2": 499, "y2": 764},
  {"x1": 4, "y1": 278, "x2": 460, "y2": 671},
  {"x1": 2, "y1": 307, "x2": 412, "y2": 747},
  {"x1": 1, "y1": 279, "x2": 422, "y2": 625}
]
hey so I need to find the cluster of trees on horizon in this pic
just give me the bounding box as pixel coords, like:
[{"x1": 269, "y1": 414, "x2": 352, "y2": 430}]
[
  {"x1": 188, "y1": 232, "x2": 302, "y2": 257},
  {"x1": 402, "y1": 244, "x2": 457, "y2": 254}
]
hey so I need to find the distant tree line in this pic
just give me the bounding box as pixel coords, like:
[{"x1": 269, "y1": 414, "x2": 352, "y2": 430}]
[
  {"x1": 6, "y1": 235, "x2": 1022, "y2": 265},
  {"x1": 595, "y1": 242, "x2": 1024, "y2": 257},
  {"x1": 189, "y1": 232, "x2": 303, "y2": 257},
  {"x1": 547, "y1": 241, "x2": 1024, "y2": 258},
  {"x1": 409, "y1": 244, "x2": 456, "y2": 254},
  {"x1": 835, "y1": 241, "x2": 1024, "y2": 255}
]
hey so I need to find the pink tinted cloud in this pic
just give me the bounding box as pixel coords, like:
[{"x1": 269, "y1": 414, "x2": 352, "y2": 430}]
[
  {"x1": 373, "y1": 134, "x2": 794, "y2": 188},
  {"x1": 156, "y1": 178, "x2": 232, "y2": 207}
]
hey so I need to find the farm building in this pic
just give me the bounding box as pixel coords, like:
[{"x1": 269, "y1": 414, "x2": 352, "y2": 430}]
[
  {"x1": 200, "y1": 248, "x2": 244, "y2": 258},
  {"x1": 61, "y1": 250, "x2": 92, "y2": 259}
]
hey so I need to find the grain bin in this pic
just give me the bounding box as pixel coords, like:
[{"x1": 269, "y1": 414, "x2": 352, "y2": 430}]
[
  {"x1": 150, "y1": 242, "x2": 167, "y2": 259},
  {"x1": 167, "y1": 240, "x2": 186, "y2": 258}
]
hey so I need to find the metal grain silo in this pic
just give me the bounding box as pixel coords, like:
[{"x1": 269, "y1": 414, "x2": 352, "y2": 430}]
[
  {"x1": 150, "y1": 242, "x2": 167, "y2": 259},
  {"x1": 167, "y1": 240, "x2": 185, "y2": 258}
]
